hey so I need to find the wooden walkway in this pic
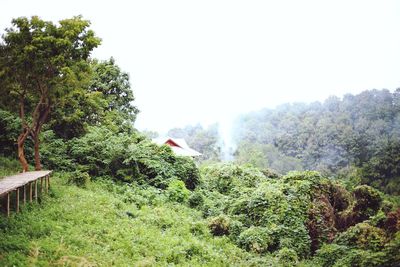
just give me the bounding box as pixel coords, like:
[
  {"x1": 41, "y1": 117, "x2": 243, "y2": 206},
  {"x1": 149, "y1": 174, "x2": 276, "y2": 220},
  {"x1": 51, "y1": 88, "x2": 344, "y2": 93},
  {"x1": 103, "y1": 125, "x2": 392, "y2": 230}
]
[{"x1": 0, "y1": 171, "x2": 52, "y2": 216}]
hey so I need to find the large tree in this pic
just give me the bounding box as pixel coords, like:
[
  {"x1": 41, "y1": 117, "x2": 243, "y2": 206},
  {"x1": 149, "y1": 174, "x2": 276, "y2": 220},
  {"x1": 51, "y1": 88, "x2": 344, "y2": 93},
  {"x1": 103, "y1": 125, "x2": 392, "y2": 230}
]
[
  {"x1": 89, "y1": 58, "x2": 138, "y2": 122},
  {"x1": 0, "y1": 16, "x2": 100, "y2": 171}
]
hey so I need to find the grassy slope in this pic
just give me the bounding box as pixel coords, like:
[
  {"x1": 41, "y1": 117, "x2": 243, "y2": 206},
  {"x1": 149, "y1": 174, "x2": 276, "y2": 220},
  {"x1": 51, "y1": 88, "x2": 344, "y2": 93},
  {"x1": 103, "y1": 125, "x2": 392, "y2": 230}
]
[{"x1": 0, "y1": 172, "x2": 271, "y2": 267}]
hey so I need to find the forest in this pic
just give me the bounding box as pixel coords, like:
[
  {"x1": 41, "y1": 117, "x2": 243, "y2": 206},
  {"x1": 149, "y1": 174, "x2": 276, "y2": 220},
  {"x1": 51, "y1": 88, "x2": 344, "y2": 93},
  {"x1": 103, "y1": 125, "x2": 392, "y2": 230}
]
[{"x1": 0, "y1": 16, "x2": 399, "y2": 266}]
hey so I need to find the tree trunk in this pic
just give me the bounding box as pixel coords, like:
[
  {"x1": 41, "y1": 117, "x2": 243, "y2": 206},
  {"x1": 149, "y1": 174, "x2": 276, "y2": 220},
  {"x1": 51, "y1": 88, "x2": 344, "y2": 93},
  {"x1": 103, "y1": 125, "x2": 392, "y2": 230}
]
[
  {"x1": 17, "y1": 131, "x2": 29, "y2": 172},
  {"x1": 31, "y1": 102, "x2": 50, "y2": 171},
  {"x1": 33, "y1": 133, "x2": 41, "y2": 171}
]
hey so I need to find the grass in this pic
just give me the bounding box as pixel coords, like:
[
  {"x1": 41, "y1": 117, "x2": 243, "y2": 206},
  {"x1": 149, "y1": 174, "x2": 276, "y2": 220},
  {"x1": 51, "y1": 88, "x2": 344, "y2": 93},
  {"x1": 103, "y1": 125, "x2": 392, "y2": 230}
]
[
  {"x1": 0, "y1": 172, "x2": 274, "y2": 266},
  {"x1": 0, "y1": 157, "x2": 23, "y2": 178}
]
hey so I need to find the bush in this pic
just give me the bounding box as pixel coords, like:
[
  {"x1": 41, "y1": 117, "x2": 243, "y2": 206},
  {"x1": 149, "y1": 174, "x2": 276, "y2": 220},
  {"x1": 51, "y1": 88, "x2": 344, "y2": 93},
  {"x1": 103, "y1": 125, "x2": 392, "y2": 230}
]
[
  {"x1": 228, "y1": 220, "x2": 244, "y2": 242},
  {"x1": 166, "y1": 180, "x2": 190, "y2": 203},
  {"x1": 188, "y1": 190, "x2": 204, "y2": 208},
  {"x1": 275, "y1": 247, "x2": 299, "y2": 267},
  {"x1": 208, "y1": 215, "x2": 231, "y2": 236},
  {"x1": 353, "y1": 185, "x2": 382, "y2": 220},
  {"x1": 67, "y1": 171, "x2": 91, "y2": 188},
  {"x1": 335, "y1": 222, "x2": 387, "y2": 251},
  {"x1": 314, "y1": 243, "x2": 349, "y2": 267},
  {"x1": 42, "y1": 126, "x2": 201, "y2": 188},
  {"x1": 200, "y1": 163, "x2": 266, "y2": 194},
  {"x1": 0, "y1": 157, "x2": 22, "y2": 177},
  {"x1": 237, "y1": 227, "x2": 272, "y2": 254}
]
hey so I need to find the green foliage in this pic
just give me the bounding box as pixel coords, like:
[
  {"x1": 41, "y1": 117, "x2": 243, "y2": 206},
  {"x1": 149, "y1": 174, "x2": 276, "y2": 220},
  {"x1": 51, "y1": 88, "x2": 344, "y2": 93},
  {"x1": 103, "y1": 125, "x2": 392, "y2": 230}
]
[
  {"x1": 233, "y1": 89, "x2": 400, "y2": 194},
  {"x1": 0, "y1": 156, "x2": 22, "y2": 177},
  {"x1": 359, "y1": 138, "x2": 400, "y2": 195},
  {"x1": 67, "y1": 171, "x2": 91, "y2": 188},
  {"x1": 237, "y1": 226, "x2": 272, "y2": 254},
  {"x1": 201, "y1": 163, "x2": 267, "y2": 194},
  {"x1": 39, "y1": 124, "x2": 201, "y2": 188},
  {"x1": 166, "y1": 180, "x2": 190, "y2": 203},
  {"x1": 40, "y1": 130, "x2": 72, "y2": 170},
  {"x1": 199, "y1": 167, "x2": 321, "y2": 258},
  {"x1": 208, "y1": 215, "x2": 231, "y2": 236},
  {"x1": 0, "y1": 109, "x2": 20, "y2": 156},
  {"x1": 0, "y1": 15, "x2": 101, "y2": 170},
  {"x1": 0, "y1": 173, "x2": 278, "y2": 266},
  {"x1": 188, "y1": 190, "x2": 204, "y2": 208},
  {"x1": 235, "y1": 141, "x2": 303, "y2": 174},
  {"x1": 353, "y1": 185, "x2": 382, "y2": 220},
  {"x1": 69, "y1": 126, "x2": 137, "y2": 180},
  {"x1": 89, "y1": 58, "x2": 138, "y2": 122},
  {"x1": 275, "y1": 247, "x2": 299, "y2": 267},
  {"x1": 314, "y1": 243, "x2": 349, "y2": 267},
  {"x1": 335, "y1": 223, "x2": 387, "y2": 251}
]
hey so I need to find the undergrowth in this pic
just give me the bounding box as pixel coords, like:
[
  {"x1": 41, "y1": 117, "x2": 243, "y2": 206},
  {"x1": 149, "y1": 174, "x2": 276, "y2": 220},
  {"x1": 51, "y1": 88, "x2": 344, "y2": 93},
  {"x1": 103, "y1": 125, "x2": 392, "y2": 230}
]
[{"x1": 0, "y1": 172, "x2": 276, "y2": 266}]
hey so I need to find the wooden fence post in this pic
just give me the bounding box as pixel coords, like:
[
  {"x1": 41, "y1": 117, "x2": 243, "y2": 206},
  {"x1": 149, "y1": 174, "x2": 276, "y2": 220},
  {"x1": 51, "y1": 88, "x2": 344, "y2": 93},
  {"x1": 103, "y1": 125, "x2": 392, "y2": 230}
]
[
  {"x1": 6, "y1": 192, "x2": 10, "y2": 217},
  {"x1": 23, "y1": 184, "x2": 26, "y2": 205},
  {"x1": 40, "y1": 177, "x2": 43, "y2": 195},
  {"x1": 45, "y1": 175, "x2": 48, "y2": 193},
  {"x1": 29, "y1": 182, "x2": 33, "y2": 202},
  {"x1": 34, "y1": 180, "x2": 38, "y2": 202},
  {"x1": 16, "y1": 188, "x2": 19, "y2": 213}
]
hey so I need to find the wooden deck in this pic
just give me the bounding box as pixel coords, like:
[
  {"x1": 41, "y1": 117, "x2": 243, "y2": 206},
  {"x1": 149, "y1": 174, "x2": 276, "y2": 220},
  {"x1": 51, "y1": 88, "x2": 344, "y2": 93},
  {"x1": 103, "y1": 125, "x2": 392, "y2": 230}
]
[{"x1": 0, "y1": 171, "x2": 52, "y2": 216}]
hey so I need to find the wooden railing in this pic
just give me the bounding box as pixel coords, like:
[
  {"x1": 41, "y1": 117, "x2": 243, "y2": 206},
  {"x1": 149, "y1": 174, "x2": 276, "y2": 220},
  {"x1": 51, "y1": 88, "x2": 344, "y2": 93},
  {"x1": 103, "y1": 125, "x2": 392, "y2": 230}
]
[{"x1": 0, "y1": 171, "x2": 52, "y2": 216}]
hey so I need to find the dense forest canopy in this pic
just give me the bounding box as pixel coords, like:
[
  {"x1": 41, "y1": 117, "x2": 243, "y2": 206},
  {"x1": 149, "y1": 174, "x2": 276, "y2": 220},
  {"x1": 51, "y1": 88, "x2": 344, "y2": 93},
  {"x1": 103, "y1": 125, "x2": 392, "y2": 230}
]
[
  {"x1": 232, "y1": 89, "x2": 400, "y2": 195},
  {"x1": 0, "y1": 16, "x2": 399, "y2": 266}
]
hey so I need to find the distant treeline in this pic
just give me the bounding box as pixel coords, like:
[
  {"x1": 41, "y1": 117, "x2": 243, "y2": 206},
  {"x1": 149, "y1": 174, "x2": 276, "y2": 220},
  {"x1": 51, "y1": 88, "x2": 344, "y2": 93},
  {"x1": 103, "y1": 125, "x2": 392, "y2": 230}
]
[{"x1": 233, "y1": 89, "x2": 400, "y2": 195}]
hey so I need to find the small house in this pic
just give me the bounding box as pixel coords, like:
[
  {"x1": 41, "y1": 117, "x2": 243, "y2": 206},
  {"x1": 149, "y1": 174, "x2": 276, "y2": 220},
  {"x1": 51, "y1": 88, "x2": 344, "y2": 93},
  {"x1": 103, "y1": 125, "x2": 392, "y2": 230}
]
[{"x1": 153, "y1": 137, "x2": 202, "y2": 157}]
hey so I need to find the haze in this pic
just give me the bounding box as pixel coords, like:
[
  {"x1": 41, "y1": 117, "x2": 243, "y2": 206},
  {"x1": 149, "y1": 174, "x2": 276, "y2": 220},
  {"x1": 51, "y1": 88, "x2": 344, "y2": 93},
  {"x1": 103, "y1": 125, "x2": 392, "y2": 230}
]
[{"x1": 2, "y1": 0, "x2": 400, "y2": 132}]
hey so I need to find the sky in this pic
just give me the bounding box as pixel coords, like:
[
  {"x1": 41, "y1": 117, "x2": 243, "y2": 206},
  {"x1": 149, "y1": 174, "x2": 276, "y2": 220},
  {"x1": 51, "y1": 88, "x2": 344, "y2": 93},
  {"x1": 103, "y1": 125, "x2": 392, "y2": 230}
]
[{"x1": 2, "y1": 0, "x2": 400, "y2": 133}]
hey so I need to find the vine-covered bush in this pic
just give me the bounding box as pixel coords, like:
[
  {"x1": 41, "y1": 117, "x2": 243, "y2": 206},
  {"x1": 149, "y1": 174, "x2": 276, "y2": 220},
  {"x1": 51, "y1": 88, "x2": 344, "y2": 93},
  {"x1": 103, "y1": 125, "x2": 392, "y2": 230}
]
[
  {"x1": 208, "y1": 214, "x2": 231, "y2": 236},
  {"x1": 192, "y1": 163, "x2": 400, "y2": 263},
  {"x1": 166, "y1": 180, "x2": 190, "y2": 203},
  {"x1": 237, "y1": 226, "x2": 272, "y2": 254},
  {"x1": 335, "y1": 223, "x2": 387, "y2": 251},
  {"x1": 40, "y1": 126, "x2": 200, "y2": 189},
  {"x1": 275, "y1": 247, "x2": 299, "y2": 267},
  {"x1": 67, "y1": 170, "x2": 91, "y2": 188}
]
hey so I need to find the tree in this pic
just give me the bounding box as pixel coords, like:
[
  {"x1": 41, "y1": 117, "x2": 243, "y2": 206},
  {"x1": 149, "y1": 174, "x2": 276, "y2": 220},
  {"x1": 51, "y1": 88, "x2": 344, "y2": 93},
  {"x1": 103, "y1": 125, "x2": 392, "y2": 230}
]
[
  {"x1": 0, "y1": 16, "x2": 100, "y2": 171},
  {"x1": 89, "y1": 58, "x2": 138, "y2": 122}
]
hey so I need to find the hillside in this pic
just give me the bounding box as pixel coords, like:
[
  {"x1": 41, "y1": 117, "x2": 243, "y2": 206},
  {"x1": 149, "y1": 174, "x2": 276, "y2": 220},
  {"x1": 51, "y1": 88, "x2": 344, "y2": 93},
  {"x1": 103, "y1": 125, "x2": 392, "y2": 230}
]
[
  {"x1": 0, "y1": 167, "x2": 261, "y2": 266},
  {"x1": 1, "y1": 158, "x2": 399, "y2": 266},
  {"x1": 0, "y1": 16, "x2": 399, "y2": 267}
]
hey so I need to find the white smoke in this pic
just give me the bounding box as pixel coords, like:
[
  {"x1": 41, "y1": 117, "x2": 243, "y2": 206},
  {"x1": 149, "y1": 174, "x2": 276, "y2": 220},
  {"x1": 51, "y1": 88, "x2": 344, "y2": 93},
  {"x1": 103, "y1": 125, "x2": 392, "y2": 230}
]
[{"x1": 217, "y1": 114, "x2": 236, "y2": 161}]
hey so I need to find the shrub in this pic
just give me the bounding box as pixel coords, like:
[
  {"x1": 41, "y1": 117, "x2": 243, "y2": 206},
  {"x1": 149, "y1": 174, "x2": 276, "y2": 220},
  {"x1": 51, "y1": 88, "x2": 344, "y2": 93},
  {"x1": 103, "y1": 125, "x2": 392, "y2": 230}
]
[
  {"x1": 0, "y1": 157, "x2": 22, "y2": 177},
  {"x1": 188, "y1": 190, "x2": 204, "y2": 208},
  {"x1": 200, "y1": 163, "x2": 266, "y2": 194},
  {"x1": 275, "y1": 247, "x2": 299, "y2": 267},
  {"x1": 237, "y1": 227, "x2": 272, "y2": 254},
  {"x1": 335, "y1": 222, "x2": 387, "y2": 251},
  {"x1": 208, "y1": 215, "x2": 231, "y2": 236},
  {"x1": 307, "y1": 195, "x2": 337, "y2": 252},
  {"x1": 40, "y1": 130, "x2": 72, "y2": 171},
  {"x1": 166, "y1": 180, "x2": 190, "y2": 203},
  {"x1": 67, "y1": 171, "x2": 91, "y2": 188},
  {"x1": 228, "y1": 220, "x2": 244, "y2": 242},
  {"x1": 314, "y1": 243, "x2": 349, "y2": 267},
  {"x1": 353, "y1": 185, "x2": 382, "y2": 220}
]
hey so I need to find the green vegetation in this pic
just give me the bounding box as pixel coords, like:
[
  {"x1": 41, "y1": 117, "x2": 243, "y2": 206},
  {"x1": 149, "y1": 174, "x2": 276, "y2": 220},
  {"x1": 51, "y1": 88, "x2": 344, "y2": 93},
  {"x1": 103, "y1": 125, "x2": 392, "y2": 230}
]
[
  {"x1": 1, "y1": 159, "x2": 399, "y2": 266},
  {"x1": 0, "y1": 171, "x2": 263, "y2": 266},
  {"x1": 233, "y1": 89, "x2": 400, "y2": 195},
  {"x1": 0, "y1": 16, "x2": 399, "y2": 266}
]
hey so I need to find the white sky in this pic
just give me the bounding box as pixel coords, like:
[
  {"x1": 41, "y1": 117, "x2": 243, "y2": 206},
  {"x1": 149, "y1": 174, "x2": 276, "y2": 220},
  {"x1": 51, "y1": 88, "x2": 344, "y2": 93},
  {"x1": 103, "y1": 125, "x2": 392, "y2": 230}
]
[{"x1": 2, "y1": 0, "x2": 400, "y2": 133}]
